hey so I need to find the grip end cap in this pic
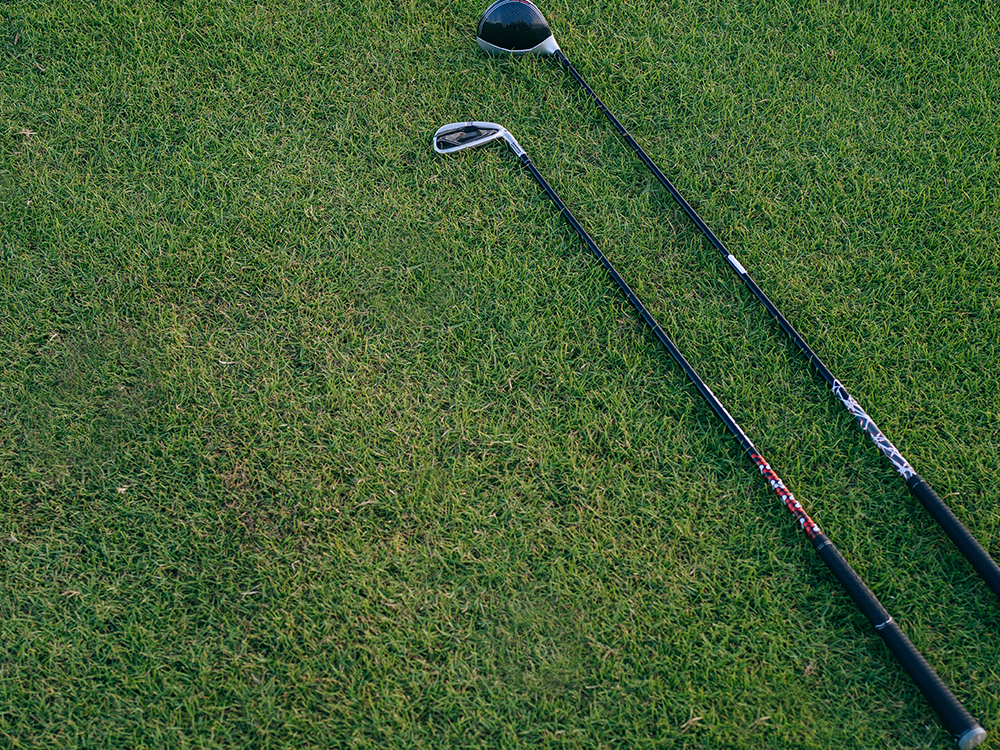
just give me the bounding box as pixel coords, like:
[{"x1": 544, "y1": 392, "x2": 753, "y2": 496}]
[{"x1": 958, "y1": 726, "x2": 987, "y2": 750}]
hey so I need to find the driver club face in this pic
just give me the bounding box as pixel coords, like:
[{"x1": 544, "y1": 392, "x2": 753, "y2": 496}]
[{"x1": 476, "y1": 0, "x2": 560, "y2": 56}]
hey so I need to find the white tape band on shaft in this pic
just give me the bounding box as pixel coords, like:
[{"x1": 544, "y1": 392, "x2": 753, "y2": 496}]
[{"x1": 727, "y1": 254, "x2": 746, "y2": 274}]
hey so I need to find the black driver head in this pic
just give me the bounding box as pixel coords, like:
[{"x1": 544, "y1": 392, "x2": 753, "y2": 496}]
[{"x1": 476, "y1": 0, "x2": 560, "y2": 56}]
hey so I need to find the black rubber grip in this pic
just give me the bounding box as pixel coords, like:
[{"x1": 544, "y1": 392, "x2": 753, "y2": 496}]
[
  {"x1": 907, "y1": 474, "x2": 1000, "y2": 598},
  {"x1": 813, "y1": 535, "x2": 984, "y2": 744}
]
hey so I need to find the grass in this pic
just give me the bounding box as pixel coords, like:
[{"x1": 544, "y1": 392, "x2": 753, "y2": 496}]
[{"x1": 1, "y1": 0, "x2": 999, "y2": 747}]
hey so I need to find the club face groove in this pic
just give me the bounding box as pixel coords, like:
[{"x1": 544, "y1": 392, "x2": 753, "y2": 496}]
[
  {"x1": 476, "y1": 0, "x2": 560, "y2": 56},
  {"x1": 433, "y1": 122, "x2": 507, "y2": 154}
]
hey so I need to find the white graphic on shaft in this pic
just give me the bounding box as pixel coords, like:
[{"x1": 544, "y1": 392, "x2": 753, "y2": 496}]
[{"x1": 832, "y1": 380, "x2": 915, "y2": 480}]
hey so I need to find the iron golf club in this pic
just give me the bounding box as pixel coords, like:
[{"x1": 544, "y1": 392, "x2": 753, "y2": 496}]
[
  {"x1": 475, "y1": 0, "x2": 1000, "y2": 601},
  {"x1": 432, "y1": 120, "x2": 986, "y2": 749}
]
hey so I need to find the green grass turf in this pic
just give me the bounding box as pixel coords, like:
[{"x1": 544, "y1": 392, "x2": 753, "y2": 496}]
[{"x1": 2, "y1": 0, "x2": 999, "y2": 747}]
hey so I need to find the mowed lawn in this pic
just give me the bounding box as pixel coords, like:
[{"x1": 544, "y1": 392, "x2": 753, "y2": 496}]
[{"x1": 2, "y1": 0, "x2": 998, "y2": 748}]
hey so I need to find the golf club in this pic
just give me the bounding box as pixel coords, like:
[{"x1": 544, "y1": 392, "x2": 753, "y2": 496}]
[
  {"x1": 432, "y1": 120, "x2": 986, "y2": 749},
  {"x1": 475, "y1": 0, "x2": 1000, "y2": 601}
]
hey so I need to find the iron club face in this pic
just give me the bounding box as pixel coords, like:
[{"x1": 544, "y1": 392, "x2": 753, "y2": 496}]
[
  {"x1": 433, "y1": 122, "x2": 505, "y2": 153},
  {"x1": 433, "y1": 121, "x2": 526, "y2": 158},
  {"x1": 476, "y1": 0, "x2": 560, "y2": 56}
]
